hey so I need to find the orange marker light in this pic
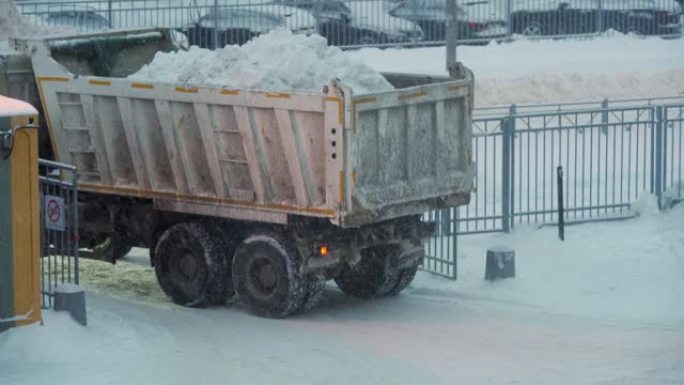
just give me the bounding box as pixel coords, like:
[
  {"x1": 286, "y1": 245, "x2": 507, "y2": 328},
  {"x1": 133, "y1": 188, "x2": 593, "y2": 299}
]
[{"x1": 319, "y1": 245, "x2": 329, "y2": 257}]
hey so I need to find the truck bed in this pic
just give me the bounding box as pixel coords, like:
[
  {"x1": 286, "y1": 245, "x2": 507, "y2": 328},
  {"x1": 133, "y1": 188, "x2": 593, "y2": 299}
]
[{"x1": 22, "y1": 29, "x2": 474, "y2": 228}]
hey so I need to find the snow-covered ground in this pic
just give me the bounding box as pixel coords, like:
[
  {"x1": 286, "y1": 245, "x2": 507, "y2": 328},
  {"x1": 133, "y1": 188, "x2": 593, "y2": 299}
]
[
  {"x1": 2, "y1": 8, "x2": 683, "y2": 383},
  {"x1": 348, "y1": 33, "x2": 684, "y2": 106},
  {"x1": 2, "y1": 199, "x2": 683, "y2": 385}
]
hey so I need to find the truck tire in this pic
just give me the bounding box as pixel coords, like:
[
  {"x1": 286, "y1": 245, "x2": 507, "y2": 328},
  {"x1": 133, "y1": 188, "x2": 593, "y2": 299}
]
[
  {"x1": 154, "y1": 222, "x2": 232, "y2": 307},
  {"x1": 296, "y1": 273, "x2": 326, "y2": 315},
  {"x1": 232, "y1": 232, "x2": 310, "y2": 318},
  {"x1": 334, "y1": 246, "x2": 399, "y2": 299},
  {"x1": 385, "y1": 266, "x2": 419, "y2": 296}
]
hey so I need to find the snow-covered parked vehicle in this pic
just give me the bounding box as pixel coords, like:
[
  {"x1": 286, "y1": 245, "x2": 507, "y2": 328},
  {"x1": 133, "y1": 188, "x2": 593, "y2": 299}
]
[
  {"x1": 11, "y1": 28, "x2": 474, "y2": 317},
  {"x1": 388, "y1": 0, "x2": 507, "y2": 42},
  {"x1": 510, "y1": 0, "x2": 683, "y2": 36},
  {"x1": 459, "y1": 0, "x2": 509, "y2": 41},
  {"x1": 344, "y1": 0, "x2": 425, "y2": 44},
  {"x1": 186, "y1": 4, "x2": 316, "y2": 48},
  {"x1": 20, "y1": 4, "x2": 110, "y2": 32}
]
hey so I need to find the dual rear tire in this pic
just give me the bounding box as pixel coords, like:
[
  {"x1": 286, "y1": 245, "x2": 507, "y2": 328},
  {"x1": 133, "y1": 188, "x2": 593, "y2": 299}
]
[
  {"x1": 153, "y1": 222, "x2": 419, "y2": 317},
  {"x1": 334, "y1": 245, "x2": 420, "y2": 299},
  {"x1": 154, "y1": 224, "x2": 323, "y2": 317},
  {"x1": 231, "y1": 232, "x2": 324, "y2": 318}
]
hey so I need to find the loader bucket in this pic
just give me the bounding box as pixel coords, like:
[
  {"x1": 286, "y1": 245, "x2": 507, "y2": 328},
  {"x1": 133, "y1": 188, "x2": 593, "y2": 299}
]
[{"x1": 44, "y1": 29, "x2": 179, "y2": 78}]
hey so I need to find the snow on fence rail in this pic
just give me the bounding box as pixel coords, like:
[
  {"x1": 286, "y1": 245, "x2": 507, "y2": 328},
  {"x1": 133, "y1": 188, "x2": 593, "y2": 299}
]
[
  {"x1": 15, "y1": 0, "x2": 684, "y2": 49},
  {"x1": 424, "y1": 101, "x2": 684, "y2": 279}
]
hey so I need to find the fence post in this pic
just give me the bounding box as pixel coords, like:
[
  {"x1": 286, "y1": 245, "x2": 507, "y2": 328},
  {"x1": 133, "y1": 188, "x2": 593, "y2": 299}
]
[
  {"x1": 439, "y1": 207, "x2": 452, "y2": 236},
  {"x1": 600, "y1": 98, "x2": 608, "y2": 134},
  {"x1": 501, "y1": 116, "x2": 512, "y2": 233},
  {"x1": 509, "y1": 104, "x2": 517, "y2": 230},
  {"x1": 506, "y1": 0, "x2": 512, "y2": 40},
  {"x1": 449, "y1": 208, "x2": 458, "y2": 280},
  {"x1": 446, "y1": 0, "x2": 458, "y2": 67},
  {"x1": 596, "y1": 0, "x2": 603, "y2": 33},
  {"x1": 654, "y1": 106, "x2": 664, "y2": 209},
  {"x1": 212, "y1": 0, "x2": 219, "y2": 49},
  {"x1": 72, "y1": 169, "x2": 80, "y2": 284},
  {"x1": 314, "y1": 0, "x2": 322, "y2": 37},
  {"x1": 107, "y1": 0, "x2": 113, "y2": 29},
  {"x1": 557, "y1": 166, "x2": 565, "y2": 240}
]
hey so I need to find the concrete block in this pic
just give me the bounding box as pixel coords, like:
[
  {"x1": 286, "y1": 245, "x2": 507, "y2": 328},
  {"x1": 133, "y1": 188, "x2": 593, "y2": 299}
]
[
  {"x1": 485, "y1": 246, "x2": 515, "y2": 281},
  {"x1": 53, "y1": 283, "x2": 87, "y2": 326}
]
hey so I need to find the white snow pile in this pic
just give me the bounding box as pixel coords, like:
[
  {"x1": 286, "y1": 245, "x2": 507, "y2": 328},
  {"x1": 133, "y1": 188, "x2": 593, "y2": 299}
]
[
  {"x1": 412, "y1": 195, "x2": 684, "y2": 323},
  {"x1": 130, "y1": 28, "x2": 394, "y2": 94},
  {"x1": 630, "y1": 191, "x2": 661, "y2": 216}
]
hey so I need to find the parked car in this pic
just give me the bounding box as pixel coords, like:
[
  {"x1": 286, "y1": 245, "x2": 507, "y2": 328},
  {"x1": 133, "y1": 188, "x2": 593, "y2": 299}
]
[
  {"x1": 510, "y1": 0, "x2": 683, "y2": 36},
  {"x1": 22, "y1": 5, "x2": 110, "y2": 32},
  {"x1": 45, "y1": 8, "x2": 110, "y2": 31},
  {"x1": 459, "y1": 0, "x2": 509, "y2": 41},
  {"x1": 342, "y1": 0, "x2": 424, "y2": 44},
  {"x1": 186, "y1": 5, "x2": 316, "y2": 48},
  {"x1": 276, "y1": 0, "x2": 360, "y2": 45},
  {"x1": 388, "y1": 0, "x2": 506, "y2": 42},
  {"x1": 277, "y1": 0, "x2": 423, "y2": 45}
]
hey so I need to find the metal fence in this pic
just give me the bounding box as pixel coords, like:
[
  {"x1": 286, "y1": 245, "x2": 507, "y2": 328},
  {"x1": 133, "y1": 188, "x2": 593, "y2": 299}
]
[
  {"x1": 423, "y1": 100, "x2": 684, "y2": 279},
  {"x1": 16, "y1": 0, "x2": 684, "y2": 49},
  {"x1": 39, "y1": 159, "x2": 79, "y2": 308}
]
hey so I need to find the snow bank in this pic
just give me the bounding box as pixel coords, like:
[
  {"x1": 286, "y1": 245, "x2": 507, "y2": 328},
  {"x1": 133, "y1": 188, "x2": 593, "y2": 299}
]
[
  {"x1": 630, "y1": 192, "x2": 661, "y2": 216},
  {"x1": 412, "y1": 199, "x2": 684, "y2": 323},
  {"x1": 349, "y1": 33, "x2": 684, "y2": 106},
  {"x1": 2, "y1": 206, "x2": 682, "y2": 385},
  {"x1": 130, "y1": 28, "x2": 394, "y2": 94}
]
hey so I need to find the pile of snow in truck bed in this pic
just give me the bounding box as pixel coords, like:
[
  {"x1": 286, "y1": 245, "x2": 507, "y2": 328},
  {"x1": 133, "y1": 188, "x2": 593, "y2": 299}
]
[{"x1": 130, "y1": 29, "x2": 394, "y2": 94}]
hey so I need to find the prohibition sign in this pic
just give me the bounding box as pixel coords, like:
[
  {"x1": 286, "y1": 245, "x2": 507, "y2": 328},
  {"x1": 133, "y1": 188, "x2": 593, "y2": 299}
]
[{"x1": 47, "y1": 199, "x2": 61, "y2": 223}]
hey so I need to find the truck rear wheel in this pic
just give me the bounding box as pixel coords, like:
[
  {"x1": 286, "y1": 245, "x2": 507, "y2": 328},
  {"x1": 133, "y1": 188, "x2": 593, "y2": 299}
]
[
  {"x1": 297, "y1": 273, "x2": 326, "y2": 314},
  {"x1": 334, "y1": 246, "x2": 400, "y2": 299},
  {"x1": 385, "y1": 266, "x2": 419, "y2": 296},
  {"x1": 232, "y1": 232, "x2": 313, "y2": 318},
  {"x1": 154, "y1": 222, "x2": 232, "y2": 307}
]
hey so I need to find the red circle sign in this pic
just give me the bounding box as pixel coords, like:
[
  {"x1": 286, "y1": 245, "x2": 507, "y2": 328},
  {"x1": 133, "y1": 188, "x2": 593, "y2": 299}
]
[{"x1": 47, "y1": 199, "x2": 61, "y2": 223}]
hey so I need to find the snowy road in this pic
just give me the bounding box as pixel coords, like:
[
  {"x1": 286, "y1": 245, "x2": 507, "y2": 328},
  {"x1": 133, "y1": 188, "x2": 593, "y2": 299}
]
[
  {"x1": 2, "y1": 201, "x2": 683, "y2": 385},
  {"x1": 2, "y1": 288, "x2": 683, "y2": 385}
]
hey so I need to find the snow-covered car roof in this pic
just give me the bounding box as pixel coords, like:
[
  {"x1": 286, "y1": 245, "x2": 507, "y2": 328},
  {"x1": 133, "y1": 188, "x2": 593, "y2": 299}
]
[
  {"x1": 511, "y1": 0, "x2": 682, "y2": 13},
  {"x1": 388, "y1": 0, "x2": 467, "y2": 22},
  {"x1": 19, "y1": 4, "x2": 110, "y2": 31},
  {"x1": 197, "y1": 4, "x2": 317, "y2": 33},
  {"x1": 460, "y1": 0, "x2": 506, "y2": 23},
  {"x1": 345, "y1": 1, "x2": 424, "y2": 35}
]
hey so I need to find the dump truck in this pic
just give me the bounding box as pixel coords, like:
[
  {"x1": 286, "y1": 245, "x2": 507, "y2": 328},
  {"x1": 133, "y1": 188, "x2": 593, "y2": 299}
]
[{"x1": 7, "y1": 28, "x2": 474, "y2": 317}]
